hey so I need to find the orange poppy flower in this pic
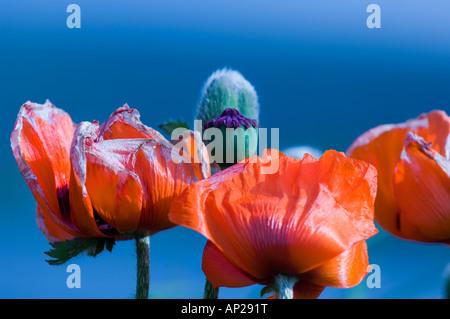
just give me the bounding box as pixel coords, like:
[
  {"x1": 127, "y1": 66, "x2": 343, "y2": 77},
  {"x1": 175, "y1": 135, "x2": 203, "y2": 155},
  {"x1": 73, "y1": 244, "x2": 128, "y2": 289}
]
[
  {"x1": 347, "y1": 110, "x2": 450, "y2": 243},
  {"x1": 169, "y1": 149, "x2": 378, "y2": 298},
  {"x1": 11, "y1": 101, "x2": 210, "y2": 242}
]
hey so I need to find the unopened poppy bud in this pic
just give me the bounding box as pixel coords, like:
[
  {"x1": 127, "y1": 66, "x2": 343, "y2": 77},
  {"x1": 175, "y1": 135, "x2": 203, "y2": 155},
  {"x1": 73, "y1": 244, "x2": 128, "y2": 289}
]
[
  {"x1": 203, "y1": 108, "x2": 258, "y2": 168},
  {"x1": 196, "y1": 68, "x2": 259, "y2": 124}
]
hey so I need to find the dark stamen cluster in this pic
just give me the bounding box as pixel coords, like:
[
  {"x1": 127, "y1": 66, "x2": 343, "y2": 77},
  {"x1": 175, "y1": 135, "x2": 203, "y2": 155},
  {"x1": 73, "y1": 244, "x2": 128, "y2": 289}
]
[{"x1": 203, "y1": 108, "x2": 258, "y2": 130}]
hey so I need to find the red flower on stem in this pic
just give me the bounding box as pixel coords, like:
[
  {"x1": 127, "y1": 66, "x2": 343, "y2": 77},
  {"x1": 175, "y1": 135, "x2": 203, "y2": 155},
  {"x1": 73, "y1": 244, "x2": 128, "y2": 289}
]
[
  {"x1": 169, "y1": 149, "x2": 378, "y2": 298},
  {"x1": 11, "y1": 101, "x2": 210, "y2": 242}
]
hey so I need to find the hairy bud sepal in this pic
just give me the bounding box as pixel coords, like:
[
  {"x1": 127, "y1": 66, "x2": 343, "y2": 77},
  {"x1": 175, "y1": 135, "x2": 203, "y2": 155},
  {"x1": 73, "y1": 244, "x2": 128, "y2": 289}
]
[{"x1": 196, "y1": 68, "x2": 259, "y2": 124}]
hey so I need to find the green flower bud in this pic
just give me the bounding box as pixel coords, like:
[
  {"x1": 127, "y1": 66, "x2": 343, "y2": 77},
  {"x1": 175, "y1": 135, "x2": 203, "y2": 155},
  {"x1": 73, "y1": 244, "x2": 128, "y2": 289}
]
[{"x1": 196, "y1": 68, "x2": 259, "y2": 124}]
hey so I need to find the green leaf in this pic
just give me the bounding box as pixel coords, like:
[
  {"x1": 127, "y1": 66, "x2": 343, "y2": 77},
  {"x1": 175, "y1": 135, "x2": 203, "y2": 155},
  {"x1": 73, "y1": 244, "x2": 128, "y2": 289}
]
[
  {"x1": 44, "y1": 238, "x2": 116, "y2": 265},
  {"x1": 260, "y1": 282, "x2": 277, "y2": 298},
  {"x1": 158, "y1": 119, "x2": 190, "y2": 137},
  {"x1": 105, "y1": 238, "x2": 115, "y2": 252},
  {"x1": 89, "y1": 239, "x2": 106, "y2": 256}
]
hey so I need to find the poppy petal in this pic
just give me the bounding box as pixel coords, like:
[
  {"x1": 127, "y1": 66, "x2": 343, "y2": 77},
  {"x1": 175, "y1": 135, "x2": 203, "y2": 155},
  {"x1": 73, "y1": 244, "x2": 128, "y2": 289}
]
[
  {"x1": 393, "y1": 132, "x2": 450, "y2": 242},
  {"x1": 85, "y1": 141, "x2": 143, "y2": 234},
  {"x1": 292, "y1": 281, "x2": 326, "y2": 299},
  {"x1": 99, "y1": 104, "x2": 166, "y2": 140},
  {"x1": 171, "y1": 130, "x2": 211, "y2": 180},
  {"x1": 71, "y1": 122, "x2": 143, "y2": 235},
  {"x1": 347, "y1": 126, "x2": 417, "y2": 236},
  {"x1": 303, "y1": 240, "x2": 370, "y2": 288},
  {"x1": 202, "y1": 241, "x2": 260, "y2": 288},
  {"x1": 69, "y1": 122, "x2": 108, "y2": 237},
  {"x1": 11, "y1": 101, "x2": 77, "y2": 233},
  {"x1": 414, "y1": 110, "x2": 450, "y2": 158},
  {"x1": 132, "y1": 139, "x2": 197, "y2": 233},
  {"x1": 36, "y1": 204, "x2": 74, "y2": 243}
]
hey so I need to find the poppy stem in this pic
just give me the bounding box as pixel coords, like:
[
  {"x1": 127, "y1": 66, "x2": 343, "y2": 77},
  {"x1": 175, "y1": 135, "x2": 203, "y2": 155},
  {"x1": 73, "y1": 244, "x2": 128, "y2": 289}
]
[
  {"x1": 135, "y1": 233, "x2": 150, "y2": 299},
  {"x1": 203, "y1": 278, "x2": 219, "y2": 299},
  {"x1": 274, "y1": 274, "x2": 298, "y2": 299}
]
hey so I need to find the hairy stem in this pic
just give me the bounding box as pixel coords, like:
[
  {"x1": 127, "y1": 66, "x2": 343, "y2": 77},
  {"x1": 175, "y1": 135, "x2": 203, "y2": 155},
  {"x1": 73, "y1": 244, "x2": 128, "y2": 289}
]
[
  {"x1": 203, "y1": 278, "x2": 219, "y2": 299},
  {"x1": 135, "y1": 233, "x2": 150, "y2": 299},
  {"x1": 274, "y1": 274, "x2": 298, "y2": 299}
]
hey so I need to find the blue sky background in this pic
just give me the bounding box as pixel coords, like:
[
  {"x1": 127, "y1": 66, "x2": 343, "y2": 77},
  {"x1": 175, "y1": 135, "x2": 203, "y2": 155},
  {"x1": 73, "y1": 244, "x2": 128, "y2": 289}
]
[{"x1": 0, "y1": 1, "x2": 449, "y2": 298}]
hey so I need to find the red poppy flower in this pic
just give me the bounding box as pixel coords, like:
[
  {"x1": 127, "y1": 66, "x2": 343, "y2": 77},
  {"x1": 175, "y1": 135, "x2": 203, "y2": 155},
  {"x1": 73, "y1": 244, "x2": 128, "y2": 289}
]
[
  {"x1": 169, "y1": 149, "x2": 378, "y2": 298},
  {"x1": 11, "y1": 101, "x2": 210, "y2": 242},
  {"x1": 347, "y1": 110, "x2": 450, "y2": 243}
]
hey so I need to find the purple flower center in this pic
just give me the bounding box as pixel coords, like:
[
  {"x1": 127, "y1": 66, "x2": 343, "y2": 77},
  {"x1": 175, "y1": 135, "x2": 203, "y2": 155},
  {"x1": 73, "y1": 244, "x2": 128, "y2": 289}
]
[
  {"x1": 203, "y1": 108, "x2": 258, "y2": 130},
  {"x1": 57, "y1": 184, "x2": 71, "y2": 224}
]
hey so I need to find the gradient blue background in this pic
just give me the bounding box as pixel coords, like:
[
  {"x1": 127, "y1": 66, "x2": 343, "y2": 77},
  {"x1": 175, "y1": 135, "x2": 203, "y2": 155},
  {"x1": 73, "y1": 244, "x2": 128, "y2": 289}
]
[{"x1": 0, "y1": 0, "x2": 449, "y2": 298}]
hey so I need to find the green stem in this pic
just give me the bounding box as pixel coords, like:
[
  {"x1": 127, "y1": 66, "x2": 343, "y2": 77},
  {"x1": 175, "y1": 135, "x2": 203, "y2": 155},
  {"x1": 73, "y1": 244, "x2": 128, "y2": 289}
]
[
  {"x1": 274, "y1": 274, "x2": 298, "y2": 299},
  {"x1": 202, "y1": 166, "x2": 222, "y2": 300},
  {"x1": 135, "y1": 233, "x2": 150, "y2": 299},
  {"x1": 445, "y1": 266, "x2": 450, "y2": 299},
  {"x1": 203, "y1": 278, "x2": 219, "y2": 299}
]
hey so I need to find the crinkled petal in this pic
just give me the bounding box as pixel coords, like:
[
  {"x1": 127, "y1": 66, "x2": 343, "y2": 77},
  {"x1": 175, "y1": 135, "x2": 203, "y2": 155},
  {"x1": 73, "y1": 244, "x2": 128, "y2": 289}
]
[
  {"x1": 69, "y1": 121, "x2": 106, "y2": 237},
  {"x1": 414, "y1": 110, "x2": 450, "y2": 159},
  {"x1": 393, "y1": 133, "x2": 450, "y2": 242},
  {"x1": 347, "y1": 124, "x2": 417, "y2": 236},
  {"x1": 99, "y1": 104, "x2": 166, "y2": 141},
  {"x1": 303, "y1": 240, "x2": 370, "y2": 288},
  {"x1": 84, "y1": 139, "x2": 144, "y2": 234},
  {"x1": 132, "y1": 139, "x2": 197, "y2": 233},
  {"x1": 293, "y1": 281, "x2": 325, "y2": 299},
  {"x1": 202, "y1": 241, "x2": 260, "y2": 288},
  {"x1": 71, "y1": 122, "x2": 144, "y2": 236},
  {"x1": 36, "y1": 204, "x2": 74, "y2": 243},
  {"x1": 171, "y1": 130, "x2": 211, "y2": 180},
  {"x1": 11, "y1": 100, "x2": 80, "y2": 236}
]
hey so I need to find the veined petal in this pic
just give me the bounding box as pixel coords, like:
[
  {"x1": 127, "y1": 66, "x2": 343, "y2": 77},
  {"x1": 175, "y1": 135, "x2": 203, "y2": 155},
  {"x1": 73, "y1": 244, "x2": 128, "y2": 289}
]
[
  {"x1": 170, "y1": 149, "x2": 377, "y2": 281},
  {"x1": 393, "y1": 133, "x2": 450, "y2": 242},
  {"x1": 132, "y1": 139, "x2": 197, "y2": 233},
  {"x1": 71, "y1": 122, "x2": 144, "y2": 236},
  {"x1": 99, "y1": 104, "x2": 167, "y2": 141},
  {"x1": 293, "y1": 281, "x2": 325, "y2": 299},
  {"x1": 414, "y1": 110, "x2": 450, "y2": 159},
  {"x1": 202, "y1": 241, "x2": 260, "y2": 288},
  {"x1": 347, "y1": 124, "x2": 418, "y2": 237},
  {"x1": 303, "y1": 240, "x2": 370, "y2": 288},
  {"x1": 85, "y1": 140, "x2": 144, "y2": 234},
  {"x1": 36, "y1": 205, "x2": 74, "y2": 243},
  {"x1": 70, "y1": 121, "x2": 106, "y2": 237},
  {"x1": 69, "y1": 165, "x2": 105, "y2": 237},
  {"x1": 171, "y1": 130, "x2": 211, "y2": 180},
  {"x1": 72, "y1": 113, "x2": 194, "y2": 236},
  {"x1": 11, "y1": 100, "x2": 78, "y2": 235}
]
